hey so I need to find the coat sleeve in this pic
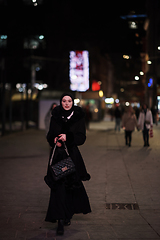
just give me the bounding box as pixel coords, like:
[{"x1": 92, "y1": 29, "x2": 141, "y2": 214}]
[
  {"x1": 46, "y1": 116, "x2": 59, "y2": 147},
  {"x1": 66, "y1": 117, "x2": 86, "y2": 147}
]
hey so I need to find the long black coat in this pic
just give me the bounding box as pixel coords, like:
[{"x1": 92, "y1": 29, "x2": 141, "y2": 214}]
[
  {"x1": 45, "y1": 106, "x2": 91, "y2": 222},
  {"x1": 46, "y1": 105, "x2": 90, "y2": 181}
]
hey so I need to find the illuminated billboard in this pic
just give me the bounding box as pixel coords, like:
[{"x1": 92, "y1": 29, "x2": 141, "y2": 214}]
[{"x1": 69, "y1": 50, "x2": 89, "y2": 92}]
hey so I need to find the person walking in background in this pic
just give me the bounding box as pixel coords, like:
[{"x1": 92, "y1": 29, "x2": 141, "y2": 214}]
[
  {"x1": 114, "y1": 106, "x2": 122, "y2": 132},
  {"x1": 138, "y1": 104, "x2": 153, "y2": 147},
  {"x1": 121, "y1": 106, "x2": 138, "y2": 147},
  {"x1": 44, "y1": 103, "x2": 57, "y2": 134},
  {"x1": 44, "y1": 93, "x2": 91, "y2": 235}
]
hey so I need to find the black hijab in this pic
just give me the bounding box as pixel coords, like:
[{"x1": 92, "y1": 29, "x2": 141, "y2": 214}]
[{"x1": 60, "y1": 93, "x2": 74, "y2": 121}]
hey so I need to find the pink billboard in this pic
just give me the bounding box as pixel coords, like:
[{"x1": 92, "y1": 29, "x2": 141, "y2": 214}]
[{"x1": 69, "y1": 50, "x2": 89, "y2": 92}]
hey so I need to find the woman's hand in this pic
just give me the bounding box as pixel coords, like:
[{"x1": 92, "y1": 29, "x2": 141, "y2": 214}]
[
  {"x1": 58, "y1": 134, "x2": 66, "y2": 142},
  {"x1": 54, "y1": 134, "x2": 66, "y2": 147},
  {"x1": 54, "y1": 137, "x2": 62, "y2": 147}
]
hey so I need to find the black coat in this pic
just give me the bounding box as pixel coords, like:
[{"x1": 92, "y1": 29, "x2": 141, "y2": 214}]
[
  {"x1": 45, "y1": 106, "x2": 91, "y2": 222},
  {"x1": 46, "y1": 105, "x2": 90, "y2": 182}
]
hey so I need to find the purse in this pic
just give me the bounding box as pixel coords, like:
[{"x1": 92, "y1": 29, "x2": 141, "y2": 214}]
[
  {"x1": 49, "y1": 142, "x2": 76, "y2": 181},
  {"x1": 149, "y1": 127, "x2": 153, "y2": 138}
]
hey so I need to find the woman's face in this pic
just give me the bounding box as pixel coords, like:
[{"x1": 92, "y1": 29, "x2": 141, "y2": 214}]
[{"x1": 61, "y1": 96, "x2": 73, "y2": 111}]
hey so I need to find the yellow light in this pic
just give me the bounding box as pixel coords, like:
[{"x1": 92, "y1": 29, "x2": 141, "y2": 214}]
[
  {"x1": 140, "y1": 71, "x2": 144, "y2": 76},
  {"x1": 123, "y1": 55, "x2": 130, "y2": 59},
  {"x1": 94, "y1": 108, "x2": 98, "y2": 113},
  {"x1": 125, "y1": 102, "x2": 130, "y2": 106},
  {"x1": 120, "y1": 88, "x2": 124, "y2": 92},
  {"x1": 99, "y1": 90, "x2": 103, "y2": 97},
  {"x1": 74, "y1": 98, "x2": 80, "y2": 104}
]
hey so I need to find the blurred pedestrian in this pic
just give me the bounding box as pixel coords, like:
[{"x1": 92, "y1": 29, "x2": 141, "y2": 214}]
[
  {"x1": 138, "y1": 104, "x2": 153, "y2": 147},
  {"x1": 44, "y1": 93, "x2": 91, "y2": 235},
  {"x1": 121, "y1": 106, "x2": 138, "y2": 147},
  {"x1": 114, "y1": 106, "x2": 121, "y2": 132},
  {"x1": 44, "y1": 103, "x2": 57, "y2": 134}
]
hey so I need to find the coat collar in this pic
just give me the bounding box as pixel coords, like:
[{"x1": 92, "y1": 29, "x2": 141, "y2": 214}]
[{"x1": 52, "y1": 106, "x2": 85, "y2": 123}]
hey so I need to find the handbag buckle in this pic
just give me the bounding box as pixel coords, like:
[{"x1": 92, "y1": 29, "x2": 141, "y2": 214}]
[{"x1": 62, "y1": 166, "x2": 68, "y2": 172}]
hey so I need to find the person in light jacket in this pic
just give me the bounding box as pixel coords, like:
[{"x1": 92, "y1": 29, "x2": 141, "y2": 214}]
[
  {"x1": 121, "y1": 106, "x2": 138, "y2": 147},
  {"x1": 138, "y1": 104, "x2": 153, "y2": 147}
]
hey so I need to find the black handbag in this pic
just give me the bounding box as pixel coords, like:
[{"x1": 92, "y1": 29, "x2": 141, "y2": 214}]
[{"x1": 49, "y1": 142, "x2": 76, "y2": 181}]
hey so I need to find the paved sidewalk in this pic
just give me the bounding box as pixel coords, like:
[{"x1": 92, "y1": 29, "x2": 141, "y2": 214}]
[{"x1": 0, "y1": 121, "x2": 160, "y2": 239}]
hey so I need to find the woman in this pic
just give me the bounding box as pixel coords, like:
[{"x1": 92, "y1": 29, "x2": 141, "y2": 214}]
[
  {"x1": 44, "y1": 93, "x2": 91, "y2": 235},
  {"x1": 138, "y1": 104, "x2": 153, "y2": 146},
  {"x1": 121, "y1": 106, "x2": 138, "y2": 147}
]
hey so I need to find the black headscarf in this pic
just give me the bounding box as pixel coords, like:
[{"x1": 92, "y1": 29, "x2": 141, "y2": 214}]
[{"x1": 60, "y1": 93, "x2": 74, "y2": 121}]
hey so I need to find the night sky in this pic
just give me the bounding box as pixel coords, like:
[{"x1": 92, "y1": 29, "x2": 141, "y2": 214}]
[
  {"x1": 0, "y1": 0, "x2": 148, "y2": 88},
  {"x1": 0, "y1": 0, "x2": 147, "y2": 54}
]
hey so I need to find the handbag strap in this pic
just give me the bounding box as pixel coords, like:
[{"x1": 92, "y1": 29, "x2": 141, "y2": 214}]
[{"x1": 49, "y1": 140, "x2": 69, "y2": 166}]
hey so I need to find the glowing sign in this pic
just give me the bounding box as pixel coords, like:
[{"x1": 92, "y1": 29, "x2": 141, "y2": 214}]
[{"x1": 69, "y1": 50, "x2": 89, "y2": 92}]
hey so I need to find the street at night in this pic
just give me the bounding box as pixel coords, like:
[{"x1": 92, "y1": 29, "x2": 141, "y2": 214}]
[
  {"x1": 0, "y1": 121, "x2": 160, "y2": 239},
  {"x1": 1, "y1": 1, "x2": 160, "y2": 239}
]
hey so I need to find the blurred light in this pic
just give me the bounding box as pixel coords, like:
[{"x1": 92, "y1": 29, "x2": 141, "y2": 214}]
[
  {"x1": 43, "y1": 84, "x2": 48, "y2": 89},
  {"x1": 105, "y1": 98, "x2": 114, "y2": 104},
  {"x1": 28, "y1": 89, "x2": 32, "y2": 94},
  {"x1": 71, "y1": 75, "x2": 77, "y2": 80},
  {"x1": 16, "y1": 83, "x2": 21, "y2": 89},
  {"x1": 147, "y1": 60, "x2": 152, "y2": 65},
  {"x1": 120, "y1": 14, "x2": 147, "y2": 20},
  {"x1": 92, "y1": 80, "x2": 100, "y2": 91},
  {"x1": 98, "y1": 81, "x2": 102, "y2": 85},
  {"x1": 125, "y1": 102, "x2": 130, "y2": 106},
  {"x1": 0, "y1": 35, "x2": 7, "y2": 39},
  {"x1": 158, "y1": 46, "x2": 160, "y2": 50},
  {"x1": 120, "y1": 88, "x2": 124, "y2": 92},
  {"x1": 74, "y1": 98, "x2": 80, "y2": 105},
  {"x1": 140, "y1": 71, "x2": 144, "y2": 75},
  {"x1": 129, "y1": 21, "x2": 137, "y2": 29},
  {"x1": 123, "y1": 55, "x2": 130, "y2": 59},
  {"x1": 16, "y1": 83, "x2": 26, "y2": 92},
  {"x1": 34, "y1": 3, "x2": 38, "y2": 6},
  {"x1": 5, "y1": 83, "x2": 11, "y2": 90},
  {"x1": 99, "y1": 90, "x2": 103, "y2": 98},
  {"x1": 148, "y1": 78, "x2": 153, "y2": 87},
  {"x1": 32, "y1": 0, "x2": 36, "y2": 2},
  {"x1": 38, "y1": 84, "x2": 43, "y2": 90},
  {"x1": 115, "y1": 99, "x2": 119, "y2": 103},
  {"x1": 39, "y1": 35, "x2": 44, "y2": 40},
  {"x1": 36, "y1": 66, "x2": 40, "y2": 71},
  {"x1": 34, "y1": 83, "x2": 48, "y2": 90},
  {"x1": 94, "y1": 108, "x2": 98, "y2": 113},
  {"x1": 135, "y1": 76, "x2": 139, "y2": 81}
]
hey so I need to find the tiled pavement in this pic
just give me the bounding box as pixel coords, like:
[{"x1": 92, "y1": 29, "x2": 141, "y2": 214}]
[{"x1": 0, "y1": 121, "x2": 160, "y2": 239}]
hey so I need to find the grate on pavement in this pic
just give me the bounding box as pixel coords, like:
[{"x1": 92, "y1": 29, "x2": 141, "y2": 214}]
[{"x1": 106, "y1": 203, "x2": 139, "y2": 210}]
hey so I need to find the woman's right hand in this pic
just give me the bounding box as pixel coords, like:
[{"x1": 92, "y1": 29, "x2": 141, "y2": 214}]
[{"x1": 54, "y1": 137, "x2": 62, "y2": 147}]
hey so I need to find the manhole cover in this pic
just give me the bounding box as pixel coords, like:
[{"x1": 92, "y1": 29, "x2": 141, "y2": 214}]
[{"x1": 106, "y1": 203, "x2": 139, "y2": 210}]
